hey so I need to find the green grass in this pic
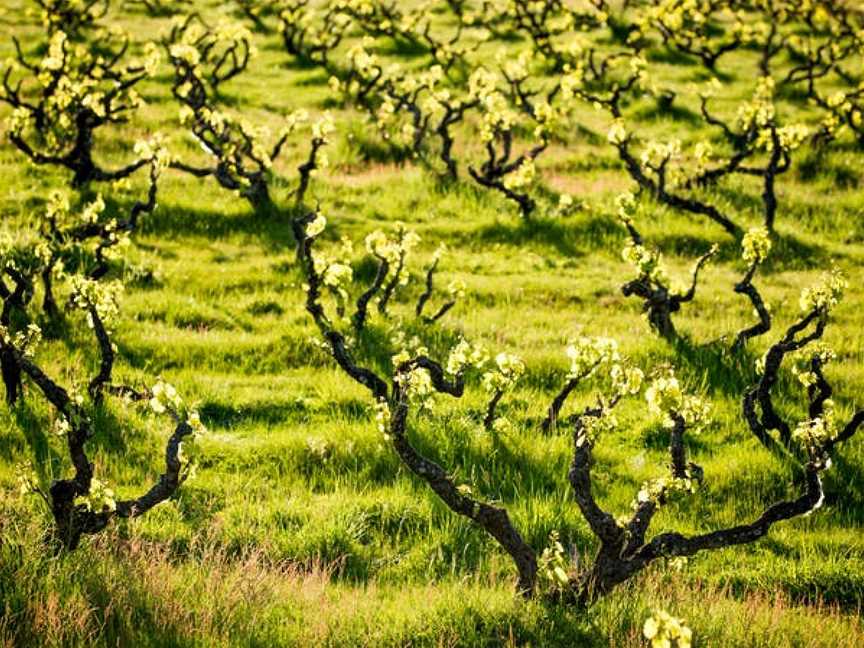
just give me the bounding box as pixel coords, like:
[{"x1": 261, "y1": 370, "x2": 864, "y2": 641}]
[{"x1": 1, "y1": 1, "x2": 864, "y2": 646}]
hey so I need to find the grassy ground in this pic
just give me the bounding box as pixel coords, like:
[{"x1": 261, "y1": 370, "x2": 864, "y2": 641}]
[{"x1": 1, "y1": 1, "x2": 863, "y2": 646}]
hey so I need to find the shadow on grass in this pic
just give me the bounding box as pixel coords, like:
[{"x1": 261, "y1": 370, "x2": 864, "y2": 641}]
[
  {"x1": 465, "y1": 213, "x2": 624, "y2": 258},
  {"x1": 634, "y1": 101, "x2": 702, "y2": 125},
  {"x1": 552, "y1": 149, "x2": 623, "y2": 173},
  {"x1": 797, "y1": 149, "x2": 861, "y2": 190},
  {"x1": 345, "y1": 124, "x2": 415, "y2": 166},
  {"x1": 199, "y1": 398, "x2": 312, "y2": 429},
  {"x1": 11, "y1": 402, "x2": 61, "y2": 480},
  {"x1": 85, "y1": 406, "x2": 173, "y2": 475},
  {"x1": 651, "y1": 217, "x2": 833, "y2": 272},
  {"x1": 117, "y1": 331, "x2": 333, "y2": 375},
  {"x1": 653, "y1": 231, "x2": 728, "y2": 258},
  {"x1": 642, "y1": 422, "x2": 713, "y2": 455},
  {"x1": 281, "y1": 54, "x2": 331, "y2": 72},
  {"x1": 824, "y1": 452, "x2": 864, "y2": 527},
  {"x1": 138, "y1": 201, "x2": 298, "y2": 249},
  {"x1": 377, "y1": 36, "x2": 429, "y2": 58},
  {"x1": 646, "y1": 47, "x2": 698, "y2": 66},
  {"x1": 666, "y1": 336, "x2": 757, "y2": 399},
  {"x1": 775, "y1": 83, "x2": 813, "y2": 106},
  {"x1": 198, "y1": 395, "x2": 370, "y2": 430},
  {"x1": 718, "y1": 562, "x2": 864, "y2": 610},
  {"x1": 762, "y1": 232, "x2": 834, "y2": 273},
  {"x1": 295, "y1": 69, "x2": 330, "y2": 87}
]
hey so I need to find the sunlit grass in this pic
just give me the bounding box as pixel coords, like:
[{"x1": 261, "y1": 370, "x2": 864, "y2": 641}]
[{"x1": 0, "y1": 0, "x2": 863, "y2": 646}]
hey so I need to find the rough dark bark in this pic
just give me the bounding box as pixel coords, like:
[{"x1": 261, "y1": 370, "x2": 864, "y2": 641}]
[
  {"x1": 352, "y1": 258, "x2": 389, "y2": 333},
  {"x1": 483, "y1": 388, "x2": 505, "y2": 431},
  {"x1": 291, "y1": 172, "x2": 862, "y2": 607},
  {"x1": 1, "y1": 348, "x2": 22, "y2": 405},
  {"x1": 0, "y1": 267, "x2": 34, "y2": 404},
  {"x1": 0, "y1": 30, "x2": 151, "y2": 188},
  {"x1": 616, "y1": 142, "x2": 740, "y2": 237},
  {"x1": 392, "y1": 357, "x2": 538, "y2": 596},
  {"x1": 620, "y1": 220, "x2": 716, "y2": 341},
  {"x1": 87, "y1": 306, "x2": 114, "y2": 404},
  {"x1": 732, "y1": 262, "x2": 771, "y2": 353},
  {"x1": 415, "y1": 257, "x2": 438, "y2": 318},
  {"x1": 541, "y1": 361, "x2": 603, "y2": 433},
  {"x1": 165, "y1": 16, "x2": 297, "y2": 215},
  {"x1": 415, "y1": 255, "x2": 457, "y2": 324},
  {"x1": 468, "y1": 131, "x2": 546, "y2": 220},
  {"x1": 564, "y1": 356, "x2": 860, "y2": 604},
  {"x1": 293, "y1": 212, "x2": 538, "y2": 595},
  {"x1": 9, "y1": 341, "x2": 194, "y2": 551}
]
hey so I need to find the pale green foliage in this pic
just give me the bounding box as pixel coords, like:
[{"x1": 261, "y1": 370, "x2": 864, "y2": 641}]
[
  {"x1": 790, "y1": 343, "x2": 836, "y2": 387},
  {"x1": 14, "y1": 461, "x2": 39, "y2": 496},
  {"x1": 799, "y1": 269, "x2": 847, "y2": 312},
  {"x1": 645, "y1": 371, "x2": 710, "y2": 431},
  {"x1": 77, "y1": 478, "x2": 117, "y2": 513},
  {"x1": 538, "y1": 530, "x2": 570, "y2": 592},
  {"x1": 565, "y1": 336, "x2": 618, "y2": 379},
  {"x1": 0, "y1": 323, "x2": 42, "y2": 357},
  {"x1": 634, "y1": 473, "x2": 698, "y2": 510},
  {"x1": 793, "y1": 400, "x2": 837, "y2": 456},
  {"x1": 70, "y1": 276, "x2": 123, "y2": 326},
  {"x1": 446, "y1": 338, "x2": 488, "y2": 377},
  {"x1": 643, "y1": 609, "x2": 693, "y2": 648},
  {"x1": 150, "y1": 381, "x2": 205, "y2": 434},
  {"x1": 742, "y1": 226, "x2": 772, "y2": 265},
  {"x1": 4, "y1": 29, "x2": 158, "y2": 153},
  {"x1": 481, "y1": 352, "x2": 525, "y2": 394}
]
